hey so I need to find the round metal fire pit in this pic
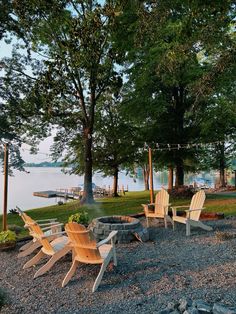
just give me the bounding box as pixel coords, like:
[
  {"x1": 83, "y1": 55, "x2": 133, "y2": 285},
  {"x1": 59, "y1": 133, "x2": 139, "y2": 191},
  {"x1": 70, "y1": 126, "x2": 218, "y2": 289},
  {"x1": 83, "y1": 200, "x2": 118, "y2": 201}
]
[{"x1": 89, "y1": 215, "x2": 148, "y2": 243}]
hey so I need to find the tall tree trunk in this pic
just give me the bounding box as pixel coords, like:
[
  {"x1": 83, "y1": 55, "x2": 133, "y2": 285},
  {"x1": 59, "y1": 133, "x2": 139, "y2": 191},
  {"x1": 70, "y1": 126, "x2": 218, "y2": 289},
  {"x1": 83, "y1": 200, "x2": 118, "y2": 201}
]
[
  {"x1": 112, "y1": 166, "x2": 119, "y2": 197},
  {"x1": 219, "y1": 143, "x2": 226, "y2": 187},
  {"x1": 143, "y1": 164, "x2": 150, "y2": 190},
  {"x1": 173, "y1": 86, "x2": 185, "y2": 189},
  {"x1": 175, "y1": 159, "x2": 184, "y2": 188},
  {"x1": 81, "y1": 126, "x2": 94, "y2": 204},
  {"x1": 168, "y1": 166, "x2": 173, "y2": 191}
]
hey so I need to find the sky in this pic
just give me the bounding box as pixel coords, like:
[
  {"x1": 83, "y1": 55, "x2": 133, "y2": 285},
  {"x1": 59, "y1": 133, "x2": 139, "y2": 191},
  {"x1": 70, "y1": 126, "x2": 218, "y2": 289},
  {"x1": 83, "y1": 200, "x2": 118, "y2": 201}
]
[{"x1": 1, "y1": 40, "x2": 53, "y2": 163}]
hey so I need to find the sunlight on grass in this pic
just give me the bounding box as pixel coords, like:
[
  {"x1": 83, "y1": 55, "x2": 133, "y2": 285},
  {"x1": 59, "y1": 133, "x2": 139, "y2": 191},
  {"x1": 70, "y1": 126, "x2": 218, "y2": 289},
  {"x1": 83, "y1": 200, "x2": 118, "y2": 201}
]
[{"x1": 0, "y1": 191, "x2": 236, "y2": 234}]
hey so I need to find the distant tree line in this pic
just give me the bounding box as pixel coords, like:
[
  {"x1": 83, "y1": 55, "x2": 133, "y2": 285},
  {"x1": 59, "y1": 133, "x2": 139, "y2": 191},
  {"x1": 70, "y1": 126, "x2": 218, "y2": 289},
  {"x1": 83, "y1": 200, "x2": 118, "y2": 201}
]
[
  {"x1": 24, "y1": 161, "x2": 63, "y2": 168},
  {"x1": 0, "y1": 0, "x2": 235, "y2": 203}
]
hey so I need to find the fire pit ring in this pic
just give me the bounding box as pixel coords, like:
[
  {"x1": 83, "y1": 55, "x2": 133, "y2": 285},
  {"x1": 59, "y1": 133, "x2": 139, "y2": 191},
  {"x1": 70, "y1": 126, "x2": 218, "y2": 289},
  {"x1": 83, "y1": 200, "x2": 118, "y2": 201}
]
[{"x1": 89, "y1": 215, "x2": 149, "y2": 243}]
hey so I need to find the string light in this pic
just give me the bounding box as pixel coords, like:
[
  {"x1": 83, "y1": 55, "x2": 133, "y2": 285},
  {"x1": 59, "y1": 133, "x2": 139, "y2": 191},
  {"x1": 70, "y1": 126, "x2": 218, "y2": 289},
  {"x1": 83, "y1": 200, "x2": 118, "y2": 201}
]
[{"x1": 139, "y1": 140, "x2": 231, "y2": 151}]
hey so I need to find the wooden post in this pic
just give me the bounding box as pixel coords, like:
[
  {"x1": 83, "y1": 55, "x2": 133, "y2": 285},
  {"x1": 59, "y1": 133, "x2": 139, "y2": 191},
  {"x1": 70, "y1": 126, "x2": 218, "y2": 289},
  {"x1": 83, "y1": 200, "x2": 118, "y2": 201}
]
[
  {"x1": 3, "y1": 143, "x2": 9, "y2": 231},
  {"x1": 148, "y1": 147, "x2": 154, "y2": 203}
]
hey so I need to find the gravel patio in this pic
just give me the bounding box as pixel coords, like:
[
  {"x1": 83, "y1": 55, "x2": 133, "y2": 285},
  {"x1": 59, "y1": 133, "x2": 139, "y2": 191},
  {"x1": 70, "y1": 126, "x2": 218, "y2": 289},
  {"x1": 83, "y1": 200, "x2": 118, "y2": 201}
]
[{"x1": 1, "y1": 217, "x2": 236, "y2": 313}]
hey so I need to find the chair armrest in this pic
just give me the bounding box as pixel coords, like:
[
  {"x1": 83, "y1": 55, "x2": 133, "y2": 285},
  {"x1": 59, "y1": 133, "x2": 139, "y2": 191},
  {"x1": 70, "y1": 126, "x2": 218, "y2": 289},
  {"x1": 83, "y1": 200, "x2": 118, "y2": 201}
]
[
  {"x1": 97, "y1": 231, "x2": 118, "y2": 248},
  {"x1": 184, "y1": 208, "x2": 205, "y2": 212},
  {"x1": 171, "y1": 205, "x2": 190, "y2": 209}
]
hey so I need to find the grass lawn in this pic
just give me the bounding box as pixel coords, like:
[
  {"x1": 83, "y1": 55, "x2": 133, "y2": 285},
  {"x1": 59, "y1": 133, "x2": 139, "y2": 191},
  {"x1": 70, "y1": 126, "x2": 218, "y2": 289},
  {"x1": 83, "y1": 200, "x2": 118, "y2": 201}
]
[{"x1": 0, "y1": 190, "x2": 236, "y2": 236}]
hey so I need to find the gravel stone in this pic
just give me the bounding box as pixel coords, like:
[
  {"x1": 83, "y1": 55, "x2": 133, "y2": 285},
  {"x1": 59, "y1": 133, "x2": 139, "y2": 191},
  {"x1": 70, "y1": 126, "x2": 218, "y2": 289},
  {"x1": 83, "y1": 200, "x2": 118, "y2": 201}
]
[{"x1": 1, "y1": 218, "x2": 236, "y2": 313}]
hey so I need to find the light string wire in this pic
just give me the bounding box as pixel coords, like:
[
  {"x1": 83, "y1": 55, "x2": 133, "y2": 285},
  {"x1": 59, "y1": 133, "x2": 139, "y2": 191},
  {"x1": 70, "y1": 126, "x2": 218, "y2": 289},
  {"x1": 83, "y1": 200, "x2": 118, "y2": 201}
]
[{"x1": 0, "y1": 125, "x2": 233, "y2": 154}]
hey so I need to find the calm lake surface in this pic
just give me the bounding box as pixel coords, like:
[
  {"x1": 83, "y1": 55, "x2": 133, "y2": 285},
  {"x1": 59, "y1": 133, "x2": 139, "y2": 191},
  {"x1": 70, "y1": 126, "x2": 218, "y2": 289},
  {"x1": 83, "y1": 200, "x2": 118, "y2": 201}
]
[{"x1": 0, "y1": 167, "x2": 217, "y2": 213}]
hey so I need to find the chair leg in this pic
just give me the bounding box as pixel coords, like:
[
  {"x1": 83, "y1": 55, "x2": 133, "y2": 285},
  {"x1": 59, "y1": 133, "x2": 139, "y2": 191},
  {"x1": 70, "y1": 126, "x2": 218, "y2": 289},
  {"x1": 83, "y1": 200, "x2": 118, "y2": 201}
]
[
  {"x1": 18, "y1": 241, "x2": 42, "y2": 258},
  {"x1": 164, "y1": 217, "x2": 167, "y2": 229},
  {"x1": 62, "y1": 260, "x2": 79, "y2": 287},
  {"x1": 23, "y1": 250, "x2": 45, "y2": 269},
  {"x1": 186, "y1": 220, "x2": 190, "y2": 236},
  {"x1": 112, "y1": 247, "x2": 117, "y2": 266},
  {"x1": 19, "y1": 240, "x2": 33, "y2": 252},
  {"x1": 34, "y1": 246, "x2": 71, "y2": 278},
  {"x1": 92, "y1": 258, "x2": 110, "y2": 292},
  {"x1": 173, "y1": 220, "x2": 175, "y2": 231},
  {"x1": 146, "y1": 217, "x2": 149, "y2": 227}
]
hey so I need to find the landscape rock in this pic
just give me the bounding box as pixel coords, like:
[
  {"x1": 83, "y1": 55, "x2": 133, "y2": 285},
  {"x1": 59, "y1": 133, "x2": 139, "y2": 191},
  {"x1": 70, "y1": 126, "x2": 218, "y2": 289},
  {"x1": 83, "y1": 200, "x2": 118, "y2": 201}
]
[
  {"x1": 179, "y1": 298, "x2": 192, "y2": 312},
  {"x1": 167, "y1": 301, "x2": 178, "y2": 311},
  {"x1": 193, "y1": 300, "x2": 212, "y2": 313},
  {"x1": 213, "y1": 303, "x2": 236, "y2": 314},
  {"x1": 183, "y1": 308, "x2": 199, "y2": 314}
]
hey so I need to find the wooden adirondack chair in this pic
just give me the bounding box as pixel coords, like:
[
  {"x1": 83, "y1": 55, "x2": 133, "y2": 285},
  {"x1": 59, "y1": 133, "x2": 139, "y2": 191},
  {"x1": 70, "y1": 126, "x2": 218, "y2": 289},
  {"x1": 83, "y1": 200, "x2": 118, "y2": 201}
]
[
  {"x1": 62, "y1": 222, "x2": 117, "y2": 292},
  {"x1": 23, "y1": 221, "x2": 70, "y2": 278},
  {"x1": 171, "y1": 190, "x2": 213, "y2": 236},
  {"x1": 16, "y1": 206, "x2": 62, "y2": 258},
  {"x1": 142, "y1": 188, "x2": 172, "y2": 228}
]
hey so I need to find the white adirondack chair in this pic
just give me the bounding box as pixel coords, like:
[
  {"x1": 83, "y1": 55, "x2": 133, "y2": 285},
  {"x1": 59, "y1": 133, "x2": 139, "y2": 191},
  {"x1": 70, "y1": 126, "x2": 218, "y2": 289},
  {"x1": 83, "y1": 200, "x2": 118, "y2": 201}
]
[
  {"x1": 62, "y1": 222, "x2": 117, "y2": 292},
  {"x1": 142, "y1": 188, "x2": 172, "y2": 228},
  {"x1": 23, "y1": 221, "x2": 70, "y2": 278},
  {"x1": 16, "y1": 206, "x2": 62, "y2": 258},
  {"x1": 171, "y1": 190, "x2": 213, "y2": 236}
]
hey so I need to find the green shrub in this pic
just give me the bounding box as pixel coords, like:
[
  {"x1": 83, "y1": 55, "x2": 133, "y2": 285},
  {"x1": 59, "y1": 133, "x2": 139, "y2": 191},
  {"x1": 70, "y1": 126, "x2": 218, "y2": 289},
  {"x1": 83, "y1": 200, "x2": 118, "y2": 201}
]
[
  {"x1": 68, "y1": 211, "x2": 89, "y2": 226},
  {"x1": 0, "y1": 230, "x2": 16, "y2": 244}
]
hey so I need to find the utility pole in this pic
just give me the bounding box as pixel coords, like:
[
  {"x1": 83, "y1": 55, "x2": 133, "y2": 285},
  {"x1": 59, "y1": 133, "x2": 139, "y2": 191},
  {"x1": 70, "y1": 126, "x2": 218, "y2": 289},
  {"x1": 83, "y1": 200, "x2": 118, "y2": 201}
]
[
  {"x1": 148, "y1": 147, "x2": 154, "y2": 203},
  {"x1": 3, "y1": 143, "x2": 9, "y2": 231}
]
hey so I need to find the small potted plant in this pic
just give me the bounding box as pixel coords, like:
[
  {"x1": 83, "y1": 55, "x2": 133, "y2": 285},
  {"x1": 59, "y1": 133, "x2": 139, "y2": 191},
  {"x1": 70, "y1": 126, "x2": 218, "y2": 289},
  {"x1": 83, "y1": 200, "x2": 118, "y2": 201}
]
[
  {"x1": 68, "y1": 211, "x2": 89, "y2": 227},
  {"x1": 0, "y1": 230, "x2": 17, "y2": 251}
]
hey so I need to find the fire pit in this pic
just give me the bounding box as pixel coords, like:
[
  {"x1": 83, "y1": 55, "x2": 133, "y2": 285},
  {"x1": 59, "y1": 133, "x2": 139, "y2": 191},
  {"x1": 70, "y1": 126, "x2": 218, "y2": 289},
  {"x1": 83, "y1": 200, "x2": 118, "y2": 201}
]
[{"x1": 89, "y1": 215, "x2": 149, "y2": 243}]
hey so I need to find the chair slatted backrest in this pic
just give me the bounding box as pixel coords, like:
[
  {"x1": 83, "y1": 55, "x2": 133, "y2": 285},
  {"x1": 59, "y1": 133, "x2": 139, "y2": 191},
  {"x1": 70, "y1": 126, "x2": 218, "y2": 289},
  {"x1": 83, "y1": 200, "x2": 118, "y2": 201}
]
[
  {"x1": 155, "y1": 188, "x2": 169, "y2": 215},
  {"x1": 189, "y1": 190, "x2": 206, "y2": 221},
  {"x1": 28, "y1": 222, "x2": 55, "y2": 255},
  {"x1": 65, "y1": 222, "x2": 103, "y2": 264},
  {"x1": 16, "y1": 207, "x2": 29, "y2": 224}
]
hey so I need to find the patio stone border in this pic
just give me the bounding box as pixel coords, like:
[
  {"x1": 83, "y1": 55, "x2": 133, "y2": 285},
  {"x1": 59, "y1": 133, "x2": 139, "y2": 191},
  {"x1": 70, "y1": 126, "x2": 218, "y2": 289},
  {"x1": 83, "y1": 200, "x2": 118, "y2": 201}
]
[{"x1": 89, "y1": 215, "x2": 149, "y2": 243}]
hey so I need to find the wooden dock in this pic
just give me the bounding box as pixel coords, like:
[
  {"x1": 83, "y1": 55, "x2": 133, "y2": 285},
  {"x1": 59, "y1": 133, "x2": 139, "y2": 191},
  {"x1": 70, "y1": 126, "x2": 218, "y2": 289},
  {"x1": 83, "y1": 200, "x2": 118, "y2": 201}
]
[
  {"x1": 33, "y1": 190, "x2": 77, "y2": 199},
  {"x1": 33, "y1": 184, "x2": 129, "y2": 199}
]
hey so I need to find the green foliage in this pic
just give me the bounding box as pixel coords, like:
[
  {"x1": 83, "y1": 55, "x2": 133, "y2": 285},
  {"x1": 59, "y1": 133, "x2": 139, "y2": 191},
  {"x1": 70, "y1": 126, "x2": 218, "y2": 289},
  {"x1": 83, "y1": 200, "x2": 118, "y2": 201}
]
[
  {"x1": 68, "y1": 211, "x2": 89, "y2": 226},
  {"x1": 6, "y1": 0, "x2": 125, "y2": 202},
  {"x1": 118, "y1": 0, "x2": 236, "y2": 184},
  {"x1": 0, "y1": 230, "x2": 16, "y2": 244}
]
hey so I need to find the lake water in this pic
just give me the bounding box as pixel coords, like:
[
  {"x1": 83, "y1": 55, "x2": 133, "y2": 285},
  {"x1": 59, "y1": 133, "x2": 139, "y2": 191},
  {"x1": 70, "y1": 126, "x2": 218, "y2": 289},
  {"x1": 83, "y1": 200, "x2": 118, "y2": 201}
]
[{"x1": 0, "y1": 167, "x2": 218, "y2": 213}]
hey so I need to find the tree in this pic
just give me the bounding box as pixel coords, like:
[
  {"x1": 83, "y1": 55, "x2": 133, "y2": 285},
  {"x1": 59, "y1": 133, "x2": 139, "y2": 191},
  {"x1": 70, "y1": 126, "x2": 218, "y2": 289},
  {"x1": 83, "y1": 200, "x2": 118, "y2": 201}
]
[
  {"x1": 0, "y1": 1, "x2": 32, "y2": 172},
  {"x1": 10, "y1": 0, "x2": 123, "y2": 203},
  {"x1": 93, "y1": 97, "x2": 138, "y2": 196},
  {"x1": 199, "y1": 88, "x2": 236, "y2": 187},
  {"x1": 117, "y1": 0, "x2": 236, "y2": 187}
]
